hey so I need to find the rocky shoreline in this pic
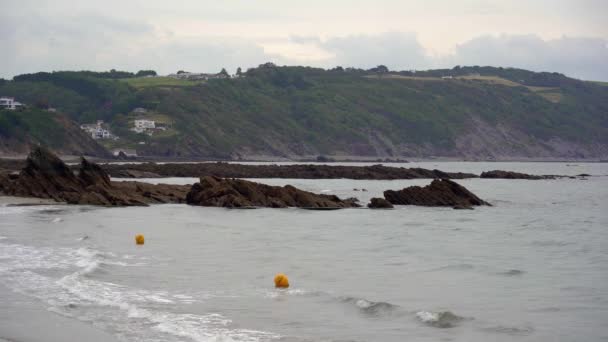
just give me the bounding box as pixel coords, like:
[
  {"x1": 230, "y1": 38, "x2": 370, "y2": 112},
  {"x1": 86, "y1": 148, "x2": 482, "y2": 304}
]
[
  {"x1": 101, "y1": 162, "x2": 478, "y2": 180},
  {"x1": 2, "y1": 147, "x2": 571, "y2": 209},
  {"x1": 0, "y1": 148, "x2": 359, "y2": 208}
]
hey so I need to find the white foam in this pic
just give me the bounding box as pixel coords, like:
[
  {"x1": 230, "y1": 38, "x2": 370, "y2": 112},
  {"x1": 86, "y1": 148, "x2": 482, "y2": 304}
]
[
  {"x1": 356, "y1": 299, "x2": 372, "y2": 309},
  {"x1": 0, "y1": 241, "x2": 279, "y2": 341},
  {"x1": 416, "y1": 311, "x2": 439, "y2": 323},
  {"x1": 52, "y1": 217, "x2": 63, "y2": 223}
]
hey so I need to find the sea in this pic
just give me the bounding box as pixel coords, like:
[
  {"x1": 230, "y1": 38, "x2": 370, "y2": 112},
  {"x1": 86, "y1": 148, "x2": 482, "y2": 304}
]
[{"x1": 1, "y1": 162, "x2": 607, "y2": 342}]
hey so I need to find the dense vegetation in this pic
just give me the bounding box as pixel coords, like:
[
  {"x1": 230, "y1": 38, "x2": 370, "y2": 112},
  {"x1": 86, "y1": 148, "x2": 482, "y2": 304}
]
[
  {"x1": 0, "y1": 108, "x2": 108, "y2": 156},
  {"x1": 1, "y1": 65, "x2": 607, "y2": 159}
]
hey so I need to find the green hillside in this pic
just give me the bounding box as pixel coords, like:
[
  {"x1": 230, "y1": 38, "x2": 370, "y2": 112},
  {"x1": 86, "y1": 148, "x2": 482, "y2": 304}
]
[{"x1": 1, "y1": 65, "x2": 607, "y2": 159}]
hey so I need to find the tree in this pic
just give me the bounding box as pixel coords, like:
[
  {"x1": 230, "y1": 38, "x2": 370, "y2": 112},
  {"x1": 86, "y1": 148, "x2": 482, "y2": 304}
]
[
  {"x1": 136, "y1": 70, "x2": 157, "y2": 77},
  {"x1": 218, "y1": 68, "x2": 230, "y2": 78},
  {"x1": 371, "y1": 65, "x2": 389, "y2": 74},
  {"x1": 236, "y1": 67, "x2": 243, "y2": 77}
]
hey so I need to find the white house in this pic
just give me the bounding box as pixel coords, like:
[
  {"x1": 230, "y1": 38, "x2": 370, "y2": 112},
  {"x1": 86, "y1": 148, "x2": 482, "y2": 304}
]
[
  {"x1": 134, "y1": 119, "x2": 155, "y2": 129},
  {"x1": 80, "y1": 120, "x2": 112, "y2": 140},
  {"x1": 132, "y1": 107, "x2": 147, "y2": 114},
  {"x1": 0, "y1": 97, "x2": 24, "y2": 110}
]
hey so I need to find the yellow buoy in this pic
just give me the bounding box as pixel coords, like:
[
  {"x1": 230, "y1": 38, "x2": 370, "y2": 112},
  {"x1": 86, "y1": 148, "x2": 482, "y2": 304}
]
[
  {"x1": 135, "y1": 234, "x2": 145, "y2": 245},
  {"x1": 274, "y1": 273, "x2": 290, "y2": 288}
]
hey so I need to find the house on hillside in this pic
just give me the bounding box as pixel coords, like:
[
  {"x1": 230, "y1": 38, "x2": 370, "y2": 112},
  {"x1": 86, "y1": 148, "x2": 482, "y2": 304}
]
[
  {"x1": 131, "y1": 119, "x2": 156, "y2": 134},
  {"x1": 0, "y1": 97, "x2": 24, "y2": 110},
  {"x1": 132, "y1": 107, "x2": 147, "y2": 114},
  {"x1": 80, "y1": 120, "x2": 113, "y2": 140}
]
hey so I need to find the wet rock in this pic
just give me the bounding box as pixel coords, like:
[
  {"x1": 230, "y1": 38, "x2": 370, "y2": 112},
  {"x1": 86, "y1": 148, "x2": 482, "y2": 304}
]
[
  {"x1": 186, "y1": 176, "x2": 360, "y2": 209},
  {"x1": 100, "y1": 162, "x2": 478, "y2": 180},
  {"x1": 383, "y1": 179, "x2": 490, "y2": 207},
  {"x1": 0, "y1": 146, "x2": 190, "y2": 206},
  {"x1": 452, "y1": 205, "x2": 474, "y2": 210},
  {"x1": 367, "y1": 198, "x2": 394, "y2": 209},
  {"x1": 480, "y1": 170, "x2": 553, "y2": 180}
]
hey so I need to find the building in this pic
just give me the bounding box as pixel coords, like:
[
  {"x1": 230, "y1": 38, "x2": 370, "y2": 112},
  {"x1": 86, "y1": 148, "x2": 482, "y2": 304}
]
[
  {"x1": 0, "y1": 97, "x2": 24, "y2": 110},
  {"x1": 80, "y1": 120, "x2": 112, "y2": 140},
  {"x1": 132, "y1": 107, "x2": 147, "y2": 114},
  {"x1": 134, "y1": 119, "x2": 155, "y2": 129}
]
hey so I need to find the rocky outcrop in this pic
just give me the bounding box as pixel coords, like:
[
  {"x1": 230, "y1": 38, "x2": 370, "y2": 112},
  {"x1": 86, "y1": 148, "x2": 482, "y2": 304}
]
[
  {"x1": 367, "y1": 198, "x2": 394, "y2": 209},
  {"x1": 480, "y1": 170, "x2": 554, "y2": 180},
  {"x1": 383, "y1": 179, "x2": 490, "y2": 207},
  {"x1": 186, "y1": 176, "x2": 360, "y2": 209},
  {"x1": 102, "y1": 162, "x2": 478, "y2": 180},
  {"x1": 0, "y1": 147, "x2": 190, "y2": 206}
]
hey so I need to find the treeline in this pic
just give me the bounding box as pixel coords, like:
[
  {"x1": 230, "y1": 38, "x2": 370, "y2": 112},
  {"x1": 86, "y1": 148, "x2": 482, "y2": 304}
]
[{"x1": 13, "y1": 69, "x2": 157, "y2": 82}]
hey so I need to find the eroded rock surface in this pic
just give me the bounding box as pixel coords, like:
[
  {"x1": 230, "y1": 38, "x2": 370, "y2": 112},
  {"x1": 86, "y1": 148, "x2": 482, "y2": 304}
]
[
  {"x1": 186, "y1": 176, "x2": 360, "y2": 209},
  {"x1": 0, "y1": 147, "x2": 190, "y2": 206},
  {"x1": 383, "y1": 179, "x2": 490, "y2": 207}
]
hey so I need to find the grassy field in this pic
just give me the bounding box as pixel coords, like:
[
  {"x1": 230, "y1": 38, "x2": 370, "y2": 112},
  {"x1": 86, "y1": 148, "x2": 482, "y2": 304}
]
[{"x1": 120, "y1": 76, "x2": 204, "y2": 89}]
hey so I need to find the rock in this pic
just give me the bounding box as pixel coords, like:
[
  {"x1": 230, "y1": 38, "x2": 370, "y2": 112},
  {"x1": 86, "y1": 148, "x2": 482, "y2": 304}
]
[
  {"x1": 0, "y1": 146, "x2": 190, "y2": 206},
  {"x1": 480, "y1": 170, "x2": 554, "y2": 180},
  {"x1": 452, "y1": 205, "x2": 474, "y2": 210},
  {"x1": 186, "y1": 176, "x2": 360, "y2": 209},
  {"x1": 100, "y1": 162, "x2": 478, "y2": 180},
  {"x1": 367, "y1": 197, "x2": 394, "y2": 209},
  {"x1": 383, "y1": 179, "x2": 491, "y2": 207}
]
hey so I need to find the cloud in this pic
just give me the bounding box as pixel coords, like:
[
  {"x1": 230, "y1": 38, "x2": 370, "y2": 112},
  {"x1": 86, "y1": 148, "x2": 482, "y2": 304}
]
[
  {"x1": 0, "y1": 12, "x2": 271, "y2": 77},
  {"x1": 1, "y1": 9, "x2": 606, "y2": 81},
  {"x1": 319, "y1": 32, "x2": 429, "y2": 70},
  {"x1": 447, "y1": 34, "x2": 608, "y2": 81},
  {"x1": 279, "y1": 32, "x2": 608, "y2": 80}
]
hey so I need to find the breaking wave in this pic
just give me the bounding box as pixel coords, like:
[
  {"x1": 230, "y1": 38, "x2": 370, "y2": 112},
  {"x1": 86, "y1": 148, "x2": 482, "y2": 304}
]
[
  {"x1": 340, "y1": 296, "x2": 399, "y2": 316},
  {"x1": 0, "y1": 239, "x2": 280, "y2": 341},
  {"x1": 415, "y1": 310, "x2": 467, "y2": 328}
]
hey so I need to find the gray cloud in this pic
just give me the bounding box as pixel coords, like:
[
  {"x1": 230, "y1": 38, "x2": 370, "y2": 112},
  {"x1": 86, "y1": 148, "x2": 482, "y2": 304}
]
[
  {"x1": 1, "y1": 9, "x2": 607, "y2": 81},
  {"x1": 319, "y1": 32, "x2": 429, "y2": 70},
  {"x1": 447, "y1": 34, "x2": 608, "y2": 81},
  {"x1": 281, "y1": 32, "x2": 608, "y2": 80}
]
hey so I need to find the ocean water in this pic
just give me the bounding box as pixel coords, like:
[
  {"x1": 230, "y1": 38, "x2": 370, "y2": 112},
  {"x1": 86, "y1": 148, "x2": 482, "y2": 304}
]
[{"x1": 1, "y1": 162, "x2": 607, "y2": 342}]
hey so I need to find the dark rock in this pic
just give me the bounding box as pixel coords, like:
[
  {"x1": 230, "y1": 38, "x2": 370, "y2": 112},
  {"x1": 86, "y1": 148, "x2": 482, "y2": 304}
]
[
  {"x1": 186, "y1": 176, "x2": 360, "y2": 209},
  {"x1": 0, "y1": 146, "x2": 190, "y2": 206},
  {"x1": 383, "y1": 179, "x2": 491, "y2": 207},
  {"x1": 480, "y1": 170, "x2": 554, "y2": 180},
  {"x1": 367, "y1": 197, "x2": 394, "y2": 209},
  {"x1": 577, "y1": 173, "x2": 591, "y2": 177},
  {"x1": 100, "y1": 162, "x2": 478, "y2": 180},
  {"x1": 453, "y1": 205, "x2": 474, "y2": 210}
]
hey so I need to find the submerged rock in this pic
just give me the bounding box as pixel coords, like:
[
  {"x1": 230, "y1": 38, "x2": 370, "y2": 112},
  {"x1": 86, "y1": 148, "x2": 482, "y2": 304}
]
[
  {"x1": 383, "y1": 179, "x2": 490, "y2": 207},
  {"x1": 0, "y1": 146, "x2": 190, "y2": 206},
  {"x1": 367, "y1": 197, "x2": 394, "y2": 209},
  {"x1": 480, "y1": 170, "x2": 554, "y2": 180},
  {"x1": 186, "y1": 176, "x2": 360, "y2": 209}
]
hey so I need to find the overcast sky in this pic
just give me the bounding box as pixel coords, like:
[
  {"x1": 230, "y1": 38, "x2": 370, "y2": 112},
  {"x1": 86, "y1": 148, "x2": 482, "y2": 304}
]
[{"x1": 1, "y1": 0, "x2": 607, "y2": 80}]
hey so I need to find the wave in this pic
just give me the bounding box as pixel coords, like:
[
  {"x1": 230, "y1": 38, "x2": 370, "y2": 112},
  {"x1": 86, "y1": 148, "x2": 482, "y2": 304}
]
[
  {"x1": 481, "y1": 325, "x2": 534, "y2": 336},
  {"x1": 1, "y1": 241, "x2": 277, "y2": 341},
  {"x1": 340, "y1": 296, "x2": 399, "y2": 316},
  {"x1": 430, "y1": 263, "x2": 475, "y2": 272},
  {"x1": 498, "y1": 269, "x2": 525, "y2": 276},
  {"x1": 415, "y1": 310, "x2": 468, "y2": 328}
]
